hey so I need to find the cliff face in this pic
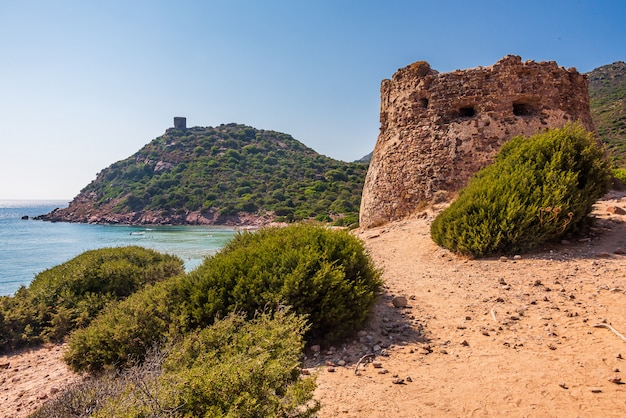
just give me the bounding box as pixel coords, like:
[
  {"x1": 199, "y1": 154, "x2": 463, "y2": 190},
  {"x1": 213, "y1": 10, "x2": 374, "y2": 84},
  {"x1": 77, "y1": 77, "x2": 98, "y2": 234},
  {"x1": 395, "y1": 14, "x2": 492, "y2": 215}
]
[{"x1": 360, "y1": 55, "x2": 595, "y2": 228}]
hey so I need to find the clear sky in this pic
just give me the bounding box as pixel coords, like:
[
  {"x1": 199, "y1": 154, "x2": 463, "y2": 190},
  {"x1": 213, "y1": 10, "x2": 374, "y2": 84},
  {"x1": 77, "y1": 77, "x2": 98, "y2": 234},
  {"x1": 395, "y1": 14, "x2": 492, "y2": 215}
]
[{"x1": 1, "y1": 0, "x2": 624, "y2": 199}]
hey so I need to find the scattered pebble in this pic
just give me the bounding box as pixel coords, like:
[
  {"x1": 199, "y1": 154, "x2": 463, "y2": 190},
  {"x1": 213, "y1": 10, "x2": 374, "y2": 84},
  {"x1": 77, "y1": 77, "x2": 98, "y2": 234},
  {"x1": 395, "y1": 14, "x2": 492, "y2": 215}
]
[
  {"x1": 606, "y1": 206, "x2": 626, "y2": 215},
  {"x1": 590, "y1": 387, "x2": 602, "y2": 393},
  {"x1": 392, "y1": 378, "x2": 405, "y2": 385},
  {"x1": 558, "y1": 382, "x2": 568, "y2": 389},
  {"x1": 608, "y1": 376, "x2": 622, "y2": 384},
  {"x1": 392, "y1": 296, "x2": 408, "y2": 308}
]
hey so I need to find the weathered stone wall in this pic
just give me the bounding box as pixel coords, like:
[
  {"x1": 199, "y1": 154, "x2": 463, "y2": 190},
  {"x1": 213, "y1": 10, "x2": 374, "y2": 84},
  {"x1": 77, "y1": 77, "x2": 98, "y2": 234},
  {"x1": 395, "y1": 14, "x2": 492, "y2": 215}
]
[{"x1": 360, "y1": 55, "x2": 595, "y2": 228}]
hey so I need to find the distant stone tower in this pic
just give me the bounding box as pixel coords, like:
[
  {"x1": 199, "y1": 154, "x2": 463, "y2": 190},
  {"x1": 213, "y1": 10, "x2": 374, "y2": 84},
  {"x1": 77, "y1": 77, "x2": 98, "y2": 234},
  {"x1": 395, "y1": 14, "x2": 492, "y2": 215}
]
[
  {"x1": 174, "y1": 117, "x2": 187, "y2": 129},
  {"x1": 360, "y1": 55, "x2": 595, "y2": 229}
]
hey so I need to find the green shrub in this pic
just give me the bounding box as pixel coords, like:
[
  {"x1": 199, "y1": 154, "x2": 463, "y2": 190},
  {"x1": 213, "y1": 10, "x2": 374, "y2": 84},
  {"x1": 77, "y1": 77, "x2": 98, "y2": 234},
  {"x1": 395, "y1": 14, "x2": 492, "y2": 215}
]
[
  {"x1": 181, "y1": 223, "x2": 382, "y2": 342},
  {"x1": 0, "y1": 247, "x2": 183, "y2": 352},
  {"x1": 430, "y1": 124, "x2": 612, "y2": 257},
  {"x1": 63, "y1": 278, "x2": 186, "y2": 373},
  {"x1": 64, "y1": 224, "x2": 382, "y2": 372},
  {"x1": 37, "y1": 310, "x2": 318, "y2": 418},
  {"x1": 614, "y1": 168, "x2": 626, "y2": 186}
]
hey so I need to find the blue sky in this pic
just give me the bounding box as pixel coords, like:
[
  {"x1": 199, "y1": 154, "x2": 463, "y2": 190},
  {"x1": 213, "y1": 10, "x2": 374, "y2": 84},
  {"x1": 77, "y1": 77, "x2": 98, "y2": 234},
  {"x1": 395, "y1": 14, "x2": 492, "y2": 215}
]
[{"x1": 1, "y1": 0, "x2": 624, "y2": 199}]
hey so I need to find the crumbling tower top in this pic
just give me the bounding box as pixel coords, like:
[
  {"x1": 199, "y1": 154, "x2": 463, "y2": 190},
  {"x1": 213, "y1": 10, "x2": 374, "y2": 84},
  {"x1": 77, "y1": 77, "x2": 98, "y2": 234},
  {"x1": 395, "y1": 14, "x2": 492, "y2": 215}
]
[{"x1": 173, "y1": 117, "x2": 187, "y2": 130}]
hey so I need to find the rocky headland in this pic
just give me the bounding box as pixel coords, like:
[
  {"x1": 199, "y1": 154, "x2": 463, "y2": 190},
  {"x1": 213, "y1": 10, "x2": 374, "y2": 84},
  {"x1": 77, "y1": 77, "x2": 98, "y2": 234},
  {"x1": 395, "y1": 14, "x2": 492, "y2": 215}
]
[{"x1": 35, "y1": 194, "x2": 275, "y2": 227}]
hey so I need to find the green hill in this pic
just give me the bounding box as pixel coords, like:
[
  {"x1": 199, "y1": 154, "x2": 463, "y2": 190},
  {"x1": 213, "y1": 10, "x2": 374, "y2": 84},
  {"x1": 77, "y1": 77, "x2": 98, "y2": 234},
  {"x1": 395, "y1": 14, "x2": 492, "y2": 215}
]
[
  {"x1": 42, "y1": 123, "x2": 367, "y2": 226},
  {"x1": 587, "y1": 61, "x2": 626, "y2": 168}
]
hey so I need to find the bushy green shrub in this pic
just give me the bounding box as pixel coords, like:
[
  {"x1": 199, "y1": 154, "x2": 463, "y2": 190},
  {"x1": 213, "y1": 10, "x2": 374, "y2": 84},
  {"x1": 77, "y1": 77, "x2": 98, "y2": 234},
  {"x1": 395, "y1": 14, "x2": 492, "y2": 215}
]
[
  {"x1": 63, "y1": 278, "x2": 186, "y2": 373},
  {"x1": 430, "y1": 124, "x2": 612, "y2": 257},
  {"x1": 181, "y1": 223, "x2": 382, "y2": 342},
  {"x1": 614, "y1": 168, "x2": 626, "y2": 186},
  {"x1": 64, "y1": 224, "x2": 382, "y2": 372},
  {"x1": 0, "y1": 246, "x2": 183, "y2": 352},
  {"x1": 37, "y1": 310, "x2": 318, "y2": 418}
]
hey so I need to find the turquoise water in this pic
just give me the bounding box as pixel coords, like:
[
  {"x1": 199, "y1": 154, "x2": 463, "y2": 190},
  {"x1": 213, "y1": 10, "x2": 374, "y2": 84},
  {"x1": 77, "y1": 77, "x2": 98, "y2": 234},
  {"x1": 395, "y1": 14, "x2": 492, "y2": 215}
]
[{"x1": 0, "y1": 200, "x2": 237, "y2": 296}]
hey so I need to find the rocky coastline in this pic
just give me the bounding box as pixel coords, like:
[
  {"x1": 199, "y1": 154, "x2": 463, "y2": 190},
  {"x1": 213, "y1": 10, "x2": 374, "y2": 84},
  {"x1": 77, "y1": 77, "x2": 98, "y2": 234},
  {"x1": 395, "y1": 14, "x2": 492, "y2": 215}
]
[{"x1": 34, "y1": 195, "x2": 275, "y2": 228}]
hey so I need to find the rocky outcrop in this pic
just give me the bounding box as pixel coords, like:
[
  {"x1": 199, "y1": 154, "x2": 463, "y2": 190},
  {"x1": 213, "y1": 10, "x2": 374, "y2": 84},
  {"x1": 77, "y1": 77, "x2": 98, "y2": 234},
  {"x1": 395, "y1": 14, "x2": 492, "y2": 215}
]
[
  {"x1": 35, "y1": 194, "x2": 275, "y2": 227},
  {"x1": 360, "y1": 55, "x2": 595, "y2": 228}
]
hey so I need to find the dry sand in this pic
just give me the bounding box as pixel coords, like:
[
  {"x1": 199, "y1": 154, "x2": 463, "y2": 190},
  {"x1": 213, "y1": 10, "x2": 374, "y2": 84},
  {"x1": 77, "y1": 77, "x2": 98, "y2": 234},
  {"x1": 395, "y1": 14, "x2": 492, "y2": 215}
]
[
  {"x1": 0, "y1": 344, "x2": 80, "y2": 417},
  {"x1": 310, "y1": 189, "x2": 626, "y2": 417},
  {"x1": 2, "y1": 190, "x2": 626, "y2": 417}
]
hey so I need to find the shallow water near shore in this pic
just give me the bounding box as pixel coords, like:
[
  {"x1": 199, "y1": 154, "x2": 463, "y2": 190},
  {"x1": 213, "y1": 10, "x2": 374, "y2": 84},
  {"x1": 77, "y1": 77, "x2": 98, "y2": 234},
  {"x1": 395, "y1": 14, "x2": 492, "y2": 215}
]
[{"x1": 0, "y1": 200, "x2": 237, "y2": 296}]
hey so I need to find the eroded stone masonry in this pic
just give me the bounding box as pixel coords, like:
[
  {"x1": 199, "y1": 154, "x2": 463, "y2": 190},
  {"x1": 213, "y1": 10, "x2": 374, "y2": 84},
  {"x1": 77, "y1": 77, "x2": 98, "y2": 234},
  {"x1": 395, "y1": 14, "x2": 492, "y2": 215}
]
[{"x1": 360, "y1": 55, "x2": 595, "y2": 228}]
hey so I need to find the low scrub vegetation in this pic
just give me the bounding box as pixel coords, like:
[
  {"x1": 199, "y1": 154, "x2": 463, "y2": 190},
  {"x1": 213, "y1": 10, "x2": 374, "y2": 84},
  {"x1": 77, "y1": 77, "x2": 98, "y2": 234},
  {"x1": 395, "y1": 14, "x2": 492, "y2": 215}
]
[
  {"x1": 430, "y1": 124, "x2": 612, "y2": 257},
  {"x1": 0, "y1": 247, "x2": 183, "y2": 352},
  {"x1": 34, "y1": 310, "x2": 318, "y2": 418},
  {"x1": 65, "y1": 224, "x2": 382, "y2": 373},
  {"x1": 181, "y1": 223, "x2": 383, "y2": 342},
  {"x1": 588, "y1": 62, "x2": 626, "y2": 168},
  {"x1": 62, "y1": 278, "x2": 184, "y2": 373},
  {"x1": 614, "y1": 167, "x2": 626, "y2": 186},
  {"x1": 36, "y1": 224, "x2": 380, "y2": 415}
]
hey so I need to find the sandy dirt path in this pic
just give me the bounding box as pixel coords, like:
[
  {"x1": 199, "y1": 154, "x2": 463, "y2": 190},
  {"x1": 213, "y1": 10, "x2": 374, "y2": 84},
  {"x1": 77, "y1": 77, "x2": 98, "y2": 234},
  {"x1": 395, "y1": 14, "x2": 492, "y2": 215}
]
[{"x1": 309, "y1": 190, "x2": 626, "y2": 417}]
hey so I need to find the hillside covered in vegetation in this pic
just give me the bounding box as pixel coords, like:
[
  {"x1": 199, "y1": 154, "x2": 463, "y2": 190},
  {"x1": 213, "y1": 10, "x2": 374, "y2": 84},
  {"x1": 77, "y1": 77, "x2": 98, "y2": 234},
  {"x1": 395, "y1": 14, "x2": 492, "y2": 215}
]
[
  {"x1": 39, "y1": 123, "x2": 368, "y2": 226},
  {"x1": 588, "y1": 61, "x2": 626, "y2": 168}
]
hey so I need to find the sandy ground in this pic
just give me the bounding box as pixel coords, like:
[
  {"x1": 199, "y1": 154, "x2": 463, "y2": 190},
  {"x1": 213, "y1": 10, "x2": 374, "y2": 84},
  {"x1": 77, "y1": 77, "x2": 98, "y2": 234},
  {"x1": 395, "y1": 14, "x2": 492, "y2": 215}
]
[
  {"x1": 309, "y1": 189, "x2": 626, "y2": 417},
  {"x1": 2, "y1": 190, "x2": 626, "y2": 417},
  {"x1": 0, "y1": 344, "x2": 81, "y2": 417}
]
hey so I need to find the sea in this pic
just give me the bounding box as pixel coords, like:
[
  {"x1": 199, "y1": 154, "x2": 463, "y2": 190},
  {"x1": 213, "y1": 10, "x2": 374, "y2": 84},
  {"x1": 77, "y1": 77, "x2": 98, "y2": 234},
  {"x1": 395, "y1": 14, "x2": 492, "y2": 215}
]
[{"x1": 0, "y1": 200, "x2": 238, "y2": 296}]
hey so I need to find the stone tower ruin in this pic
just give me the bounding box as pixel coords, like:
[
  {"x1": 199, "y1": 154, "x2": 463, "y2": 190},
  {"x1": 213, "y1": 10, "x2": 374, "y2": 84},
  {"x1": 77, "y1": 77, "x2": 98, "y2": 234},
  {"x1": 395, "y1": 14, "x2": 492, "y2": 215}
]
[
  {"x1": 174, "y1": 116, "x2": 187, "y2": 129},
  {"x1": 359, "y1": 55, "x2": 595, "y2": 229}
]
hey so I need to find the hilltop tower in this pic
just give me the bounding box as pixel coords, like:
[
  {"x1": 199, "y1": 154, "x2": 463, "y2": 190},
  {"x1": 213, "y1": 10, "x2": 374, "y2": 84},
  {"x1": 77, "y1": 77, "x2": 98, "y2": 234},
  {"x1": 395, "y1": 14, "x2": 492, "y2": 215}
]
[
  {"x1": 174, "y1": 117, "x2": 187, "y2": 129},
  {"x1": 360, "y1": 55, "x2": 595, "y2": 228}
]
